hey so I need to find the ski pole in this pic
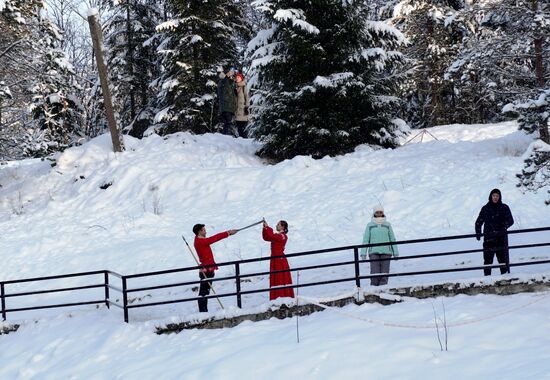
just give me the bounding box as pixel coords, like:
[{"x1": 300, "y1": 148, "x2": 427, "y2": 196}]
[
  {"x1": 181, "y1": 235, "x2": 224, "y2": 310},
  {"x1": 236, "y1": 219, "x2": 264, "y2": 232}
]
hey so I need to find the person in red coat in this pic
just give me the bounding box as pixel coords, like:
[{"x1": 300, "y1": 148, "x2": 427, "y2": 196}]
[
  {"x1": 262, "y1": 219, "x2": 295, "y2": 300},
  {"x1": 193, "y1": 223, "x2": 237, "y2": 312}
]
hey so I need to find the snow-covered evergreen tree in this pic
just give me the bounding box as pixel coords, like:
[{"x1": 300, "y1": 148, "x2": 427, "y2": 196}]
[
  {"x1": 447, "y1": 0, "x2": 550, "y2": 125},
  {"x1": 1, "y1": 0, "x2": 84, "y2": 158},
  {"x1": 384, "y1": 0, "x2": 466, "y2": 128},
  {"x1": 153, "y1": 0, "x2": 249, "y2": 135},
  {"x1": 26, "y1": 11, "x2": 85, "y2": 156},
  {"x1": 1, "y1": 0, "x2": 42, "y2": 157},
  {"x1": 248, "y1": 0, "x2": 408, "y2": 160},
  {"x1": 29, "y1": 44, "x2": 85, "y2": 156},
  {"x1": 104, "y1": 0, "x2": 165, "y2": 138},
  {"x1": 503, "y1": 89, "x2": 550, "y2": 204}
]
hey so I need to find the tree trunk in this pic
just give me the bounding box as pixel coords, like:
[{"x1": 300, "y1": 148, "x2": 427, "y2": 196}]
[
  {"x1": 534, "y1": 37, "x2": 544, "y2": 88},
  {"x1": 540, "y1": 118, "x2": 550, "y2": 144},
  {"x1": 127, "y1": 1, "x2": 136, "y2": 122},
  {"x1": 88, "y1": 13, "x2": 124, "y2": 153},
  {"x1": 530, "y1": 0, "x2": 543, "y2": 87},
  {"x1": 426, "y1": 16, "x2": 441, "y2": 127}
]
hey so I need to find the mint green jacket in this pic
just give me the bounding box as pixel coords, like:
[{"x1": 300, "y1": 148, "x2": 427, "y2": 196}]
[{"x1": 360, "y1": 221, "x2": 399, "y2": 257}]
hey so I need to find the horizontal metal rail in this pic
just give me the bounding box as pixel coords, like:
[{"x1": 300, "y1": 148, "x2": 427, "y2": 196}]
[
  {"x1": 5, "y1": 300, "x2": 105, "y2": 313},
  {"x1": 125, "y1": 255, "x2": 550, "y2": 312},
  {"x1": 509, "y1": 259, "x2": 550, "y2": 268},
  {"x1": 125, "y1": 242, "x2": 550, "y2": 295},
  {"x1": 108, "y1": 284, "x2": 124, "y2": 293},
  {"x1": 128, "y1": 279, "x2": 203, "y2": 293},
  {"x1": 125, "y1": 262, "x2": 517, "y2": 310},
  {"x1": 127, "y1": 261, "x2": 357, "y2": 293},
  {"x1": 2, "y1": 270, "x2": 106, "y2": 285},
  {"x1": 365, "y1": 242, "x2": 550, "y2": 262},
  {"x1": 124, "y1": 227, "x2": 550, "y2": 279},
  {"x1": 4, "y1": 284, "x2": 104, "y2": 298},
  {"x1": 1, "y1": 226, "x2": 549, "y2": 323}
]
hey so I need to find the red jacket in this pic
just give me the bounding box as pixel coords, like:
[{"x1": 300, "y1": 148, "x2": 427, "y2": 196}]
[
  {"x1": 262, "y1": 226, "x2": 287, "y2": 256},
  {"x1": 194, "y1": 232, "x2": 229, "y2": 272}
]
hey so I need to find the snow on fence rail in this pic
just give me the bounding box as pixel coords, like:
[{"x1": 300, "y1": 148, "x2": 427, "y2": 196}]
[{"x1": 1, "y1": 227, "x2": 550, "y2": 323}]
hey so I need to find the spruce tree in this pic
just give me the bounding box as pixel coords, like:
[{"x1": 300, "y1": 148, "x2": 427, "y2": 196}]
[
  {"x1": 384, "y1": 0, "x2": 467, "y2": 128},
  {"x1": 447, "y1": 0, "x2": 550, "y2": 125},
  {"x1": 104, "y1": 0, "x2": 165, "y2": 138},
  {"x1": 1, "y1": 0, "x2": 84, "y2": 158},
  {"x1": 29, "y1": 43, "x2": 85, "y2": 156},
  {"x1": 503, "y1": 89, "x2": 550, "y2": 205},
  {"x1": 1, "y1": 0, "x2": 42, "y2": 159},
  {"x1": 248, "y1": 0, "x2": 407, "y2": 160},
  {"x1": 28, "y1": 12, "x2": 85, "y2": 156},
  {"x1": 153, "y1": 0, "x2": 249, "y2": 134}
]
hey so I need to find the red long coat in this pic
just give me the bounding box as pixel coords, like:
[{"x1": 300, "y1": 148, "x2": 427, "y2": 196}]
[
  {"x1": 194, "y1": 232, "x2": 229, "y2": 272},
  {"x1": 262, "y1": 226, "x2": 295, "y2": 300}
]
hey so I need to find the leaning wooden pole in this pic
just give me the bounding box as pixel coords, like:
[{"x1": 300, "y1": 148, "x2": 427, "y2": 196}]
[
  {"x1": 181, "y1": 235, "x2": 224, "y2": 309},
  {"x1": 87, "y1": 9, "x2": 124, "y2": 153}
]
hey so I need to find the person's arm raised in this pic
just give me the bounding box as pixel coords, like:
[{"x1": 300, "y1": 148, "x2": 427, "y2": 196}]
[{"x1": 200, "y1": 230, "x2": 235, "y2": 245}]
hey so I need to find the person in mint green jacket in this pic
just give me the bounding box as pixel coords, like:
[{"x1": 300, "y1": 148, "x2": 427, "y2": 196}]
[{"x1": 360, "y1": 206, "x2": 399, "y2": 286}]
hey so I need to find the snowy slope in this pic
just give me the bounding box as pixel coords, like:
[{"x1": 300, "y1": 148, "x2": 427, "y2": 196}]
[
  {"x1": 0, "y1": 122, "x2": 549, "y2": 314},
  {"x1": 1, "y1": 121, "x2": 550, "y2": 379}
]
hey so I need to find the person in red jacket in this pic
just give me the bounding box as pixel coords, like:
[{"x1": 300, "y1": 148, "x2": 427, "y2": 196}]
[
  {"x1": 262, "y1": 219, "x2": 295, "y2": 300},
  {"x1": 193, "y1": 223, "x2": 237, "y2": 312}
]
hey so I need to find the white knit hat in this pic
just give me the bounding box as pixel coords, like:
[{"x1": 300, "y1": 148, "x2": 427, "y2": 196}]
[{"x1": 373, "y1": 205, "x2": 384, "y2": 214}]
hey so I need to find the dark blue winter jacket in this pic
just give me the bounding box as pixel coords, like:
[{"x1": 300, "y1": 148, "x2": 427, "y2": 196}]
[
  {"x1": 217, "y1": 77, "x2": 237, "y2": 114},
  {"x1": 475, "y1": 189, "x2": 514, "y2": 242}
]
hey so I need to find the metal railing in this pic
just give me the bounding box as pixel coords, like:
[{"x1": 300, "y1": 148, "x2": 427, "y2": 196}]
[
  {"x1": 1, "y1": 226, "x2": 549, "y2": 323},
  {"x1": 0, "y1": 270, "x2": 124, "y2": 321}
]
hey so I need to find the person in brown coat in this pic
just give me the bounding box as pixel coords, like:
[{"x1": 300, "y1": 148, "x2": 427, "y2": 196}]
[{"x1": 234, "y1": 73, "x2": 249, "y2": 138}]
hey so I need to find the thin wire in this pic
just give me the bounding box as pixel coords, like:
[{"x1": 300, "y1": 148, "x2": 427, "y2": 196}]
[{"x1": 298, "y1": 292, "x2": 550, "y2": 329}]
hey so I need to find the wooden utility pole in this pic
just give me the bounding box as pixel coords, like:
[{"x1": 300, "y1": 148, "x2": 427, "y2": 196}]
[{"x1": 87, "y1": 9, "x2": 124, "y2": 153}]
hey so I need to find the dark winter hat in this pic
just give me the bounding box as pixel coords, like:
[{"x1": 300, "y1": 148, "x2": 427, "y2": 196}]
[
  {"x1": 222, "y1": 65, "x2": 236, "y2": 74},
  {"x1": 488, "y1": 188, "x2": 502, "y2": 203},
  {"x1": 193, "y1": 223, "x2": 205, "y2": 236}
]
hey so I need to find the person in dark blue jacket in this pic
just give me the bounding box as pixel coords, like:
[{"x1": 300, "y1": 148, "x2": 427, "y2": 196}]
[
  {"x1": 475, "y1": 188, "x2": 514, "y2": 276},
  {"x1": 216, "y1": 66, "x2": 237, "y2": 135}
]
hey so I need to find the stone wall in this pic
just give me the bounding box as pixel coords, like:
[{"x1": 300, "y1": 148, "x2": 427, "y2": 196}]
[{"x1": 156, "y1": 276, "x2": 550, "y2": 334}]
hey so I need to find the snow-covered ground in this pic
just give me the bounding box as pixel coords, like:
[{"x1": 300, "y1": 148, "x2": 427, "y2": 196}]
[
  {"x1": 1, "y1": 121, "x2": 550, "y2": 378},
  {"x1": 2, "y1": 292, "x2": 550, "y2": 379}
]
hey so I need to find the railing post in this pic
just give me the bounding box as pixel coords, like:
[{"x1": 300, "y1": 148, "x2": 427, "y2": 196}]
[
  {"x1": 505, "y1": 232, "x2": 511, "y2": 274},
  {"x1": 122, "y1": 276, "x2": 129, "y2": 323},
  {"x1": 104, "y1": 272, "x2": 110, "y2": 309},
  {"x1": 1, "y1": 283, "x2": 6, "y2": 321},
  {"x1": 353, "y1": 248, "x2": 361, "y2": 288},
  {"x1": 235, "y1": 263, "x2": 242, "y2": 308}
]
